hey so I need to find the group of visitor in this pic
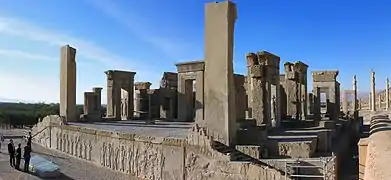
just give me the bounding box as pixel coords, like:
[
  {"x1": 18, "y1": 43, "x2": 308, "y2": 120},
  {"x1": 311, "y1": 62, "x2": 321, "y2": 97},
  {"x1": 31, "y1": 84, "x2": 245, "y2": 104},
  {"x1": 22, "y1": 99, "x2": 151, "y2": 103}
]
[{"x1": 7, "y1": 132, "x2": 32, "y2": 172}]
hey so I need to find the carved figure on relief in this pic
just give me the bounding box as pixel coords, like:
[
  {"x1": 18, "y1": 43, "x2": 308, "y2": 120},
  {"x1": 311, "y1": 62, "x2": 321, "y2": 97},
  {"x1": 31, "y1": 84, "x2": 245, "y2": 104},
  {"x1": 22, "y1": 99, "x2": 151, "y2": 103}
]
[
  {"x1": 120, "y1": 146, "x2": 126, "y2": 172},
  {"x1": 75, "y1": 137, "x2": 79, "y2": 157},
  {"x1": 79, "y1": 141, "x2": 83, "y2": 158},
  {"x1": 66, "y1": 134, "x2": 69, "y2": 153},
  {"x1": 107, "y1": 143, "x2": 112, "y2": 168},
  {"x1": 83, "y1": 141, "x2": 87, "y2": 159},
  {"x1": 271, "y1": 95, "x2": 277, "y2": 126},
  {"x1": 127, "y1": 147, "x2": 133, "y2": 174},
  {"x1": 114, "y1": 147, "x2": 120, "y2": 170},
  {"x1": 62, "y1": 134, "x2": 66, "y2": 152},
  {"x1": 56, "y1": 133, "x2": 59, "y2": 150},
  {"x1": 70, "y1": 138, "x2": 74, "y2": 155},
  {"x1": 101, "y1": 142, "x2": 106, "y2": 166},
  {"x1": 88, "y1": 141, "x2": 92, "y2": 161}
]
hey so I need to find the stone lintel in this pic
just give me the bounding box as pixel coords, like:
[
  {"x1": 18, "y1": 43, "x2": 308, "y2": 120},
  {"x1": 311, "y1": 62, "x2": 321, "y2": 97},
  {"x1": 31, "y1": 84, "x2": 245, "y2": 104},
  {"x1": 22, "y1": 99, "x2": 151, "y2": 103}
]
[
  {"x1": 257, "y1": 51, "x2": 280, "y2": 67},
  {"x1": 293, "y1": 61, "x2": 308, "y2": 72},
  {"x1": 92, "y1": 87, "x2": 103, "y2": 93},
  {"x1": 312, "y1": 70, "x2": 339, "y2": 82},
  {"x1": 175, "y1": 60, "x2": 205, "y2": 73},
  {"x1": 134, "y1": 82, "x2": 152, "y2": 90},
  {"x1": 105, "y1": 70, "x2": 136, "y2": 80}
]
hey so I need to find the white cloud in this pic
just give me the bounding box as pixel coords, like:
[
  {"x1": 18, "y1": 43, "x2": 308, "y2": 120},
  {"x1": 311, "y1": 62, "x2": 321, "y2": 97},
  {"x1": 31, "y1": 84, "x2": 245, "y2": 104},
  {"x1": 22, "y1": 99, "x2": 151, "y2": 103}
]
[
  {"x1": 0, "y1": 71, "x2": 59, "y2": 103},
  {"x1": 84, "y1": 0, "x2": 192, "y2": 58},
  {"x1": 0, "y1": 48, "x2": 53, "y2": 62},
  {"x1": 0, "y1": 17, "x2": 150, "y2": 70},
  {"x1": 0, "y1": 16, "x2": 162, "y2": 103}
]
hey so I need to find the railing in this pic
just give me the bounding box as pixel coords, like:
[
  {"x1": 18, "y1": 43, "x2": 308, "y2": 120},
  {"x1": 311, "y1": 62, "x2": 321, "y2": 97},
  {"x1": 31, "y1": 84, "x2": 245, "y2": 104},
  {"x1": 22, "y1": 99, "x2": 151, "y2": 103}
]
[{"x1": 281, "y1": 156, "x2": 336, "y2": 180}]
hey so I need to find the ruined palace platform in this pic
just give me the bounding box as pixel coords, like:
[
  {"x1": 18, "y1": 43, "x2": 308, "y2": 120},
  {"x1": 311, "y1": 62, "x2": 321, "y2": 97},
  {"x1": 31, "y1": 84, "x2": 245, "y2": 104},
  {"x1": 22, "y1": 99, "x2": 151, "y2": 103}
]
[{"x1": 68, "y1": 120, "x2": 193, "y2": 138}]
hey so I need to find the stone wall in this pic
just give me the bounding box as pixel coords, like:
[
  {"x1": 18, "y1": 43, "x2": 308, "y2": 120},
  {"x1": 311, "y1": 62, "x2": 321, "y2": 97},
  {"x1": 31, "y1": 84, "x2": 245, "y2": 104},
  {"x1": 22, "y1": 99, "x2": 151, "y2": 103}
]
[{"x1": 32, "y1": 115, "x2": 289, "y2": 180}]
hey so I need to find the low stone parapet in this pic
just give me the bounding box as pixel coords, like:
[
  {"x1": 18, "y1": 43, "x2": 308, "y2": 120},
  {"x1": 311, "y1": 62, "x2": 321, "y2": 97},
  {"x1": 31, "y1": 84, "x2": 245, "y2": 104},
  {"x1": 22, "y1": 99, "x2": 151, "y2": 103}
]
[
  {"x1": 31, "y1": 120, "x2": 290, "y2": 180},
  {"x1": 361, "y1": 115, "x2": 391, "y2": 180},
  {"x1": 267, "y1": 136, "x2": 317, "y2": 158}
]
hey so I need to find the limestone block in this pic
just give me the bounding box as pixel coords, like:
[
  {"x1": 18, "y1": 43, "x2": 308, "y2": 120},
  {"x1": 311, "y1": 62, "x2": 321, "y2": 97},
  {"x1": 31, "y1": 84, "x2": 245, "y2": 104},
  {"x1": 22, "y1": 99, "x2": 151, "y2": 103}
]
[
  {"x1": 249, "y1": 65, "x2": 263, "y2": 78},
  {"x1": 286, "y1": 72, "x2": 296, "y2": 80},
  {"x1": 236, "y1": 145, "x2": 261, "y2": 159},
  {"x1": 267, "y1": 139, "x2": 317, "y2": 158},
  {"x1": 312, "y1": 71, "x2": 339, "y2": 82},
  {"x1": 134, "y1": 82, "x2": 152, "y2": 90}
]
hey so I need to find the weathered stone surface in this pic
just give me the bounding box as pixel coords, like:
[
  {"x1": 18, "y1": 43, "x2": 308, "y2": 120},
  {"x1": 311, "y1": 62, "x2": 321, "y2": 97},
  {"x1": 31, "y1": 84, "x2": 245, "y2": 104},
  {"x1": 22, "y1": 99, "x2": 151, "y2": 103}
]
[
  {"x1": 32, "y1": 119, "x2": 289, "y2": 180},
  {"x1": 267, "y1": 139, "x2": 317, "y2": 158},
  {"x1": 236, "y1": 145, "x2": 261, "y2": 159},
  {"x1": 312, "y1": 70, "x2": 338, "y2": 82},
  {"x1": 204, "y1": 1, "x2": 237, "y2": 146},
  {"x1": 134, "y1": 82, "x2": 152, "y2": 90},
  {"x1": 60, "y1": 45, "x2": 77, "y2": 122},
  {"x1": 175, "y1": 60, "x2": 205, "y2": 73},
  {"x1": 160, "y1": 72, "x2": 178, "y2": 89},
  {"x1": 105, "y1": 70, "x2": 136, "y2": 120}
]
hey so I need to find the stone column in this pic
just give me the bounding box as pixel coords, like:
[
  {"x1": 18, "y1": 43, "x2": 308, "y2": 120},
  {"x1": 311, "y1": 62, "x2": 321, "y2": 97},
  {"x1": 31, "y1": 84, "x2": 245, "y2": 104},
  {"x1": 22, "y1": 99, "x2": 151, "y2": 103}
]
[
  {"x1": 93, "y1": 87, "x2": 103, "y2": 111},
  {"x1": 353, "y1": 75, "x2": 358, "y2": 119},
  {"x1": 195, "y1": 71, "x2": 205, "y2": 123},
  {"x1": 134, "y1": 82, "x2": 151, "y2": 119},
  {"x1": 125, "y1": 77, "x2": 135, "y2": 120},
  {"x1": 369, "y1": 93, "x2": 372, "y2": 110},
  {"x1": 313, "y1": 87, "x2": 321, "y2": 120},
  {"x1": 246, "y1": 53, "x2": 266, "y2": 127},
  {"x1": 378, "y1": 96, "x2": 382, "y2": 110},
  {"x1": 204, "y1": 1, "x2": 237, "y2": 147},
  {"x1": 342, "y1": 91, "x2": 348, "y2": 115},
  {"x1": 60, "y1": 45, "x2": 77, "y2": 122},
  {"x1": 296, "y1": 62, "x2": 308, "y2": 120},
  {"x1": 177, "y1": 76, "x2": 194, "y2": 121},
  {"x1": 284, "y1": 62, "x2": 298, "y2": 119},
  {"x1": 371, "y1": 70, "x2": 376, "y2": 111},
  {"x1": 386, "y1": 78, "x2": 389, "y2": 111},
  {"x1": 105, "y1": 71, "x2": 121, "y2": 120},
  {"x1": 308, "y1": 93, "x2": 314, "y2": 115}
]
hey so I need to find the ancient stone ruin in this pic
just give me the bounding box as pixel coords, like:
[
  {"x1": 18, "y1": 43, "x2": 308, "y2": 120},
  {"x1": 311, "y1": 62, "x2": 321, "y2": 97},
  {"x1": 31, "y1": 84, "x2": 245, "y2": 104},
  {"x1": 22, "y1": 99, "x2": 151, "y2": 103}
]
[{"x1": 31, "y1": 1, "x2": 366, "y2": 180}]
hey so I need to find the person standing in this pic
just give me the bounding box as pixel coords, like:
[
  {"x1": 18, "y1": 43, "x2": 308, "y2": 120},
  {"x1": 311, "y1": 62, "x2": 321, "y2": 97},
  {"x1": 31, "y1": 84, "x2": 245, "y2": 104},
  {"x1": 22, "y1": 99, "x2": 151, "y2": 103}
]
[
  {"x1": 23, "y1": 145, "x2": 31, "y2": 172},
  {"x1": 15, "y1": 143, "x2": 21, "y2": 170},
  {"x1": 0, "y1": 134, "x2": 4, "y2": 152},
  {"x1": 7, "y1": 139, "x2": 15, "y2": 167},
  {"x1": 27, "y1": 132, "x2": 32, "y2": 146}
]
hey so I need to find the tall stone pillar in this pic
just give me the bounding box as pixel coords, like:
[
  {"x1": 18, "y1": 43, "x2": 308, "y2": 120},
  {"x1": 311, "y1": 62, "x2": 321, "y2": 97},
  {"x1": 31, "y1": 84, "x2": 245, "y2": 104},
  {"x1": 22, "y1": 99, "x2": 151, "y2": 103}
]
[
  {"x1": 308, "y1": 93, "x2": 314, "y2": 115},
  {"x1": 93, "y1": 87, "x2": 102, "y2": 111},
  {"x1": 369, "y1": 93, "x2": 372, "y2": 110},
  {"x1": 246, "y1": 53, "x2": 266, "y2": 127},
  {"x1": 204, "y1": 1, "x2": 237, "y2": 147},
  {"x1": 258, "y1": 51, "x2": 281, "y2": 128},
  {"x1": 295, "y1": 62, "x2": 308, "y2": 120},
  {"x1": 284, "y1": 62, "x2": 298, "y2": 119},
  {"x1": 353, "y1": 75, "x2": 358, "y2": 119},
  {"x1": 371, "y1": 70, "x2": 376, "y2": 111},
  {"x1": 106, "y1": 71, "x2": 121, "y2": 119},
  {"x1": 386, "y1": 78, "x2": 389, "y2": 111},
  {"x1": 313, "y1": 87, "x2": 321, "y2": 120},
  {"x1": 134, "y1": 82, "x2": 151, "y2": 119},
  {"x1": 60, "y1": 45, "x2": 77, "y2": 122}
]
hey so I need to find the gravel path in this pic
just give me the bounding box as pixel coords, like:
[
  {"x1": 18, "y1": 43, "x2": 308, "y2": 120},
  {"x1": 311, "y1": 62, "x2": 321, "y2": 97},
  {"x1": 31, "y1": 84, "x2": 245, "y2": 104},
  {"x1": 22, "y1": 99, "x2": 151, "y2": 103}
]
[{"x1": 0, "y1": 138, "x2": 137, "y2": 180}]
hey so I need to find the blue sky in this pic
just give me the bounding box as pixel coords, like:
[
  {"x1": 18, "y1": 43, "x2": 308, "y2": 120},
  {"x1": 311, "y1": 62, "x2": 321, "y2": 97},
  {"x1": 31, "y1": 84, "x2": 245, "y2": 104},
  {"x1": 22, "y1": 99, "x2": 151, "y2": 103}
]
[{"x1": 0, "y1": 0, "x2": 390, "y2": 103}]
